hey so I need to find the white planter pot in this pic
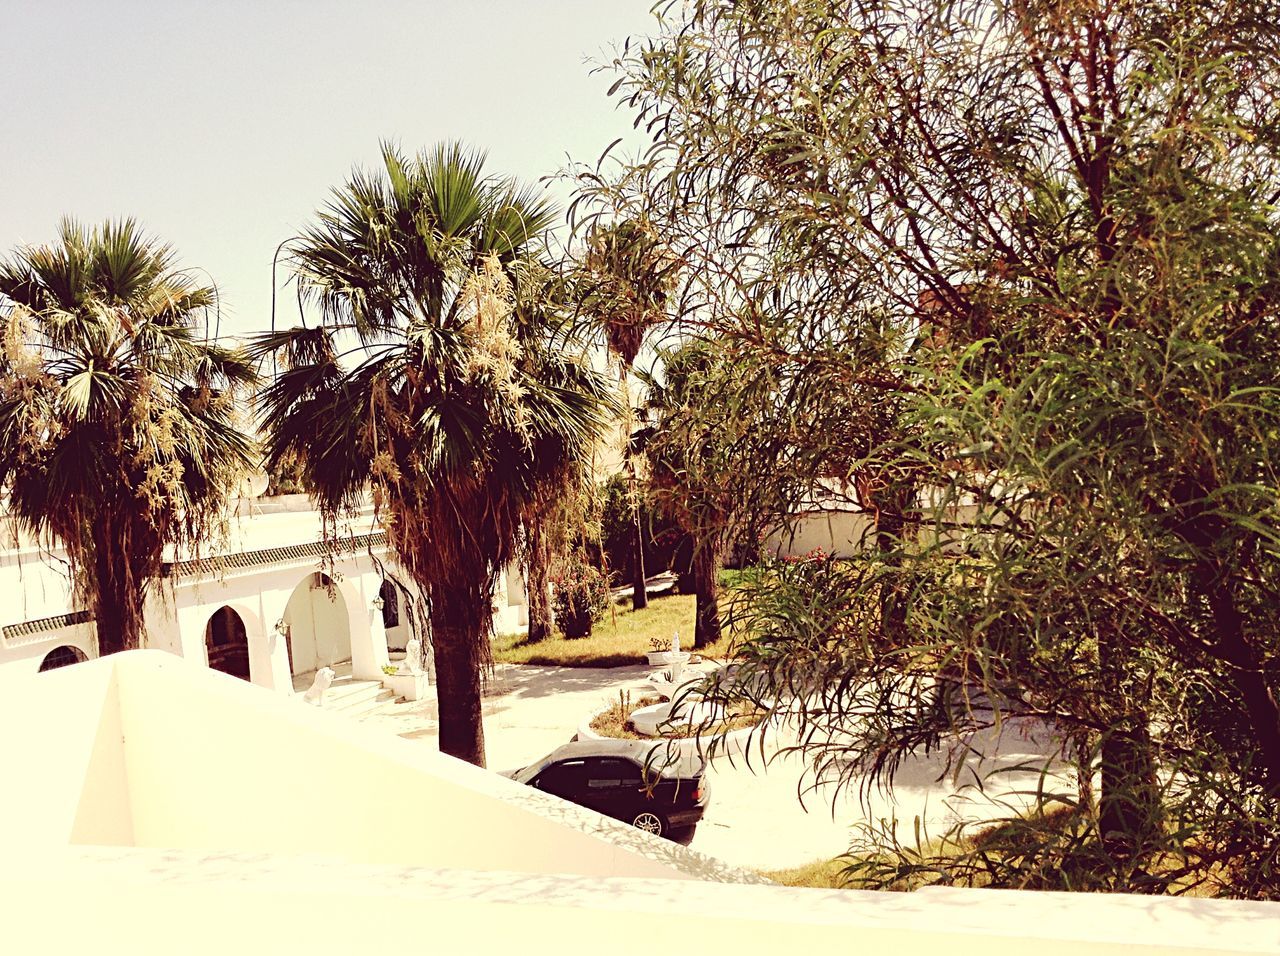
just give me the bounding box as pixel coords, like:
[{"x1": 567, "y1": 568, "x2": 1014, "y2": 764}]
[
  {"x1": 382, "y1": 671, "x2": 429, "y2": 702},
  {"x1": 647, "y1": 651, "x2": 692, "y2": 667}
]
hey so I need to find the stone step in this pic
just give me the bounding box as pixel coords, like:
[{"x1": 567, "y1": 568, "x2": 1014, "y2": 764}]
[
  {"x1": 344, "y1": 687, "x2": 399, "y2": 719},
  {"x1": 295, "y1": 677, "x2": 387, "y2": 714},
  {"x1": 324, "y1": 679, "x2": 386, "y2": 711},
  {"x1": 296, "y1": 675, "x2": 432, "y2": 719}
]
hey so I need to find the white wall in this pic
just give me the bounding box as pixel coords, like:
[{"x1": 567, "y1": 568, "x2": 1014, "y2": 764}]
[
  {"x1": 0, "y1": 621, "x2": 97, "y2": 676},
  {"x1": 765, "y1": 510, "x2": 876, "y2": 558},
  {"x1": 8, "y1": 652, "x2": 713, "y2": 882},
  {"x1": 1, "y1": 653, "x2": 1275, "y2": 956},
  {"x1": 5, "y1": 847, "x2": 1276, "y2": 956},
  {"x1": 282, "y1": 575, "x2": 351, "y2": 676}
]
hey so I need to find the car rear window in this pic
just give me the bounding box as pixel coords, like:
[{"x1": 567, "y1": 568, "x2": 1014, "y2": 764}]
[{"x1": 585, "y1": 757, "x2": 644, "y2": 788}]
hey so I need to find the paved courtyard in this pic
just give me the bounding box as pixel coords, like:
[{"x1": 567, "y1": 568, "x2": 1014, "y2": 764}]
[{"x1": 356, "y1": 662, "x2": 1071, "y2": 872}]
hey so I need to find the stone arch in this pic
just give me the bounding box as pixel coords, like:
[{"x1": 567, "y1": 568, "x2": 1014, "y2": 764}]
[
  {"x1": 38, "y1": 645, "x2": 87, "y2": 672},
  {"x1": 204, "y1": 606, "x2": 251, "y2": 680},
  {"x1": 282, "y1": 571, "x2": 354, "y2": 680}
]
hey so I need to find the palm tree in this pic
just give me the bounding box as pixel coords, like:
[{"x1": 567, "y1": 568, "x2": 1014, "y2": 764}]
[
  {"x1": 256, "y1": 143, "x2": 614, "y2": 766},
  {"x1": 639, "y1": 340, "x2": 752, "y2": 649},
  {"x1": 0, "y1": 219, "x2": 259, "y2": 656},
  {"x1": 510, "y1": 265, "x2": 595, "y2": 644},
  {"x1": 579, "y1": 219, "x2": 678, "y2": 609}
]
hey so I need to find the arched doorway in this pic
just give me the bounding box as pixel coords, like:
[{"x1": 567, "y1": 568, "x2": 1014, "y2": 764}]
[
  {"x1": 38, "y1": 645, "x2": 87, "y2": 672},
  {"x1": 204, "y1": 607, "x2": 250, "y2": 680},
  {"x1": 283, "y1": 572, "x2": 352, "y2": 680}
]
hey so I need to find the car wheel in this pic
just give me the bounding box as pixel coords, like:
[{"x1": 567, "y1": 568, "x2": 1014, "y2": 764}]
[{"x1": 631, "y1": 810, "x2": 665, "y2": 836}]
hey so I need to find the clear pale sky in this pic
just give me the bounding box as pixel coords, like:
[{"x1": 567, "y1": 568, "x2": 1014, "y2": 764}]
[{"x1": 1, "y1": 0, "x2": 657, "y2": 337}]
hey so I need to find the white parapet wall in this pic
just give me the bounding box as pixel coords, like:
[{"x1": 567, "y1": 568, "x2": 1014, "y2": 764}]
[
  {"x1": 0, "y1": 843, "x2": 1277, "y2": 955},
  {"x1": 0, "y1": 650, "x2": 753, "y2": 883},
  {"x1": 0, "y1": 652, "x2": 1276, "y2": 955}
]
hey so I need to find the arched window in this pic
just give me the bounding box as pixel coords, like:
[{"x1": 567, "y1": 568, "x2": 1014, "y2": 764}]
[
  {"x1": 38, "y1": 645, "x2": 87, "y2": 672},
  {"x1": 205, "y1": 607, "x2": 250, "y2": 680},
  {"x1": 379, "y1": 578, "x2": 400, "y2": 629}
]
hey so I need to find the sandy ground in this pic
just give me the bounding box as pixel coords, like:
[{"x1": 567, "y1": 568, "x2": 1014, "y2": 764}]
[{"x1": 357, "y1": 662, "x2": 1071, "y2": 871}]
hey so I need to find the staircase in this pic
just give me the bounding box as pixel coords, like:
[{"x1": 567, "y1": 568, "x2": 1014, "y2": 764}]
[{"x1": 306, "y1": 675, "x2": 398, "y2": 718}]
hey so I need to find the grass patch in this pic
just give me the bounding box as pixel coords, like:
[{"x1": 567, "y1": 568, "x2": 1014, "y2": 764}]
[
  {"x1": 718, "y1": 567, "x2": 749, "y2": 591},
  {"x1": 761, "y1": 857, "x2": 855, "y2": 889},
  {"x1": 492, "y1": 592, "x2": 736, "y2": 667},
  {"x1": 761, "y1": 841, "x2": 961, "y2": 891}
]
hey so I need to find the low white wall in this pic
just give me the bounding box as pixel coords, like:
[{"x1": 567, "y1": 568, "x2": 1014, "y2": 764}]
[
  {"x1": 765, "y1": 510, "x2": 875, "y2": 558},
  {"x1": 0, "y1": 659, "x2": 122, "y2": 847},
  {"x1": 1, "y1": 654, "x2": 1277, "y2": 955},
  {"x1": 1, "y1": 846, "x2": 1275, "y2": 956},
  {"x1": 765, "y1": 504, "x2": 987, "y2": 559},
  {"x1": 109, "y1": 653, "x2": 704, "y2": 879}
]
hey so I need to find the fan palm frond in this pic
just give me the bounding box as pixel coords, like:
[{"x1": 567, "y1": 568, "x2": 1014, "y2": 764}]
[
  {"x1": 0, "y1": 220, "x2": 259, "y2": 655},
  {"x1": 258, "y1": 142, "x2": 617, "y2": 766}
]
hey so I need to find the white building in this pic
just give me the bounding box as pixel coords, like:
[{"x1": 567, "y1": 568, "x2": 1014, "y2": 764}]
[{"x1": 0, "y1": 492, "x2": 529, "y2": 689}]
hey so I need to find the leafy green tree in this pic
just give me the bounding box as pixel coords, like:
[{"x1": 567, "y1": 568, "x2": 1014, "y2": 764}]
[
  {"x1": 0, "y1": 219, "x2": 258, "y2": 656},
  {"x1": 256, "y1": 143, "x2": 614, "y2": 766},
  {"x1": 639, "y1": 339, "x2": 783, "y2": 648},
  {"x1": 599, "y1": 471, "x2": 687, "y2": 586},
  {"x1": 581, "y1": 0, "x2": 1280, "y2": 894}
]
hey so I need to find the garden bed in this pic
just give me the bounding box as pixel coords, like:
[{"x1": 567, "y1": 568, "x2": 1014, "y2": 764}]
[{"x1": 582, "y1": 691, "x2": 770, "y2": 756}]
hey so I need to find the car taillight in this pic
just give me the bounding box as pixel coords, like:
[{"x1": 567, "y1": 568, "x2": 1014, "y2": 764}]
[{"x1": 693, "y1": 780, "x2": 706, "y2": 802}]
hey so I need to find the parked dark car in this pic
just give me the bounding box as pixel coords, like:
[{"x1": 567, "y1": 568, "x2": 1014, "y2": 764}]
[{"x1": 505, "y1": 739, "x2": 709, "y2": 839}]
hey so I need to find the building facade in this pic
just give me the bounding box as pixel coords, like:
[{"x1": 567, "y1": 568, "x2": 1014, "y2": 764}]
[{"x1": 0, "y1": 493, "x2": 529, "y2": 689}]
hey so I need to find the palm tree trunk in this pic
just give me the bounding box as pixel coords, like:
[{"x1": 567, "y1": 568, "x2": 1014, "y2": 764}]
[
  {"x1": 87, "y1": 513, "x2": 150, "y2": 657},
  {"x1": 524, "y1": 519, "x2": 555, "y2": 643},
  {"x1": 691, "y1": 538, "x2": 722, "y2": 649},
  {"x1": 430, "y1": 582, "x2": 487, "y2": 767},
  {"x1": 90, "y1": 577, "x2": 137, "y2": 657},
  {"x1": 630, "y1": 497, "x2": 649, "y2": 610}
]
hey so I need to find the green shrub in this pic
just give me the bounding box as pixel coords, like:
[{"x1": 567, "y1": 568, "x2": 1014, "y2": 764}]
[{"x1": 551, "y1": 553, "x2": 610, "y2": 638}]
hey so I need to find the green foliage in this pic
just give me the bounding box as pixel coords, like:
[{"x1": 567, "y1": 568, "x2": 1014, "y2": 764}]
[
  {"x1": 600, "y1": 471, "x2": 685, "y2": 585},
  {"x1": 550, "y1": 551, "x2": 611, "y2": 638},
  {"x1": 0, "y1": 218, "x2": 258, "y2": 654},
  {"x1": 576, "y1": 0, "x2": 1280, "y2": 896},
  {"x1": 576, "y1": 218, "x2": 679, "y2": 369},
  {"x1": 264, "y1": 451, "x2": 307, "y2": 496}
]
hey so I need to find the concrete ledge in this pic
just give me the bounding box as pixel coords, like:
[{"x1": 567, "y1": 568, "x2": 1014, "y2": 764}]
[
  {"x1": 0, "y1": 651, "x2": 758, "y2": 885},
  {"x1": 0, "y1": 846, "x2": 1275, "y2": 955}
]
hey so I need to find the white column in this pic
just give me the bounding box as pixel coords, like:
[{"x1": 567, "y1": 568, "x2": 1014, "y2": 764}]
[
  {"x1": 173, "y1": 603, "x2": 212, "y2": 663},
  {"x1": 259, "y1": 584, "x2": 297, "y2": 694},
  {"x1": 347, "y1": 574, "x2": 390, "y2": 681}
]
